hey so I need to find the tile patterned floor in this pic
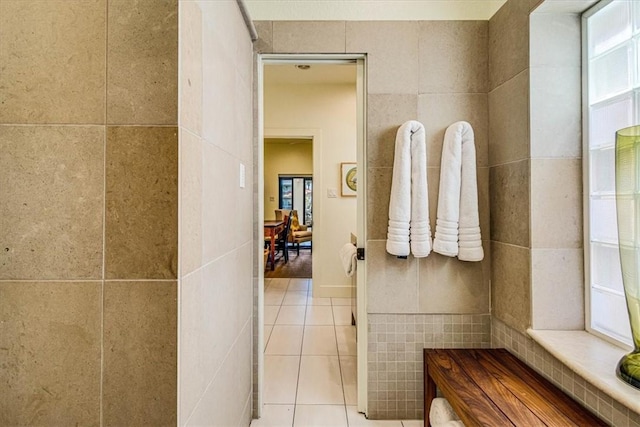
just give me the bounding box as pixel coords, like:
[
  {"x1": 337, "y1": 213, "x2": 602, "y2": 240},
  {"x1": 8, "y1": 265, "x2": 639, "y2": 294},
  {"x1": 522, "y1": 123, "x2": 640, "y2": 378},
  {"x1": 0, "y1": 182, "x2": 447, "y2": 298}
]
[{"x1": 251, "y1": 278, "x2": 420, "y2": 427}]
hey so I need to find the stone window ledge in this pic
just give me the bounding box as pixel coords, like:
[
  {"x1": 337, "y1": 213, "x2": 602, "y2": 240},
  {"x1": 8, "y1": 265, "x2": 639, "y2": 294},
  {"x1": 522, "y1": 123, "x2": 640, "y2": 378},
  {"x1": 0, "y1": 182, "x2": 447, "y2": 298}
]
[{"x1": 527, "y1": 329, "x2": 640, "y2": 414}]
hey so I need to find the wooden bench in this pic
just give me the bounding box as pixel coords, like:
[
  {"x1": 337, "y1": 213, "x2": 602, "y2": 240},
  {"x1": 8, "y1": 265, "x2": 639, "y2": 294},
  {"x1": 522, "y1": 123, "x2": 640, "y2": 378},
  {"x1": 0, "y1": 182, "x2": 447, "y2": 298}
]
[{"x1": 424, "y1": 349, "x2": 607, "y2": 427}]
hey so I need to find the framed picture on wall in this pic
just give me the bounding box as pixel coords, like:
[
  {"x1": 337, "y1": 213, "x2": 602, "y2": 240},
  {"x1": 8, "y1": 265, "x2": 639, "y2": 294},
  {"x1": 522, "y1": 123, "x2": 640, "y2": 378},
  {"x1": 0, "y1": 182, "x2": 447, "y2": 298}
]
[{"x1": 341, "y1": 162, "x2": 357, "y2": 197}]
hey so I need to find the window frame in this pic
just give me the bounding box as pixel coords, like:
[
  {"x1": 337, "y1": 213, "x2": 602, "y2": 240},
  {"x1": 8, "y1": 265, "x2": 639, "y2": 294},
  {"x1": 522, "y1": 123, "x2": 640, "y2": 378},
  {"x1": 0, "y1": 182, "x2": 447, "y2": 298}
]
[{"x1": 583, "y1": 0, "x2": 636, "y2": 348}]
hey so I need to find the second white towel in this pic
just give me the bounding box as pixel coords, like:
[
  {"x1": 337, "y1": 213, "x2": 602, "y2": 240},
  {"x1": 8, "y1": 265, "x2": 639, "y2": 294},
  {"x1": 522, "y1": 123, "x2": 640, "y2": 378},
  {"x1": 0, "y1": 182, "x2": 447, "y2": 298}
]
[
  {"x1": 432, "y1": 121, "x2": 484, "y2": 262},
  {"x1": 386, "y1": 120, "x2": 431, "y2": 258},
  {"x1": 430, "y1": 397, "x2": 463, "y2": 426}
]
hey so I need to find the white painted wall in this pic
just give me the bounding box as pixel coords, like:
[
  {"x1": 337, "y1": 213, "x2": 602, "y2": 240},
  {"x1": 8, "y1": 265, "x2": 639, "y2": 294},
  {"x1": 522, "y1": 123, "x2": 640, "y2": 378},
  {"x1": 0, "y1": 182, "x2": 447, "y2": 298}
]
[
  {"x1": 264, "y1": 141, "x2": 313, "y2": 219},
  {"x1": 264, "y1": 79, "x2": 357, "y2": 296}
]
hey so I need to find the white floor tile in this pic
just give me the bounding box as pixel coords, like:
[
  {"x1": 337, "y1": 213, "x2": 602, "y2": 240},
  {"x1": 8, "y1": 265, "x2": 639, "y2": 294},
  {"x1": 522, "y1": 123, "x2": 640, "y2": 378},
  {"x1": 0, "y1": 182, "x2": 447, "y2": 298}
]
[
  {"x1": 335, "y1": 325, "x2": 356, "y2": 356},
  {"x1": 332, "y1": 306, "x2": 352, "y2": 325},
  {"x1": 288, "y1": 278, "x2": 310, "y2": 292},
  {"x1": 301, "y1": 325, "x2": 337, "y2": 356},
  {"x1": 346, "y1": 406, "x2": 404, "y2": 426},
  {"x1": 307, "y1": 296, "x2": 331, "y2": 306},
  {"x1": 305, "y1": 305, "x2": 334, "y2": 325},
  {"x1": 264, "y1": 324, "x2": 274, "y2": 350},
  {"x1": 293, "y1": 405, "x2": 347, "y2": 427},
  {"x1": 269, "y1": 278, "x2": 290, "y2": 290},
  {"x1": 264, "y1": 355, "x2": 300, "y2": 404},
  {"x1": 266, "y1": 325, "x2": 304, "y2": 355},
  {"x1": 283, "y1": 291, "x2": 308, "y2": 306},
  {"x1": 340, "y1": 356, "x2": 357, "y2": 405},
  {"x1": 265, "y1": 289, "x2": 286, "y2": 306},
  {"x1": 250, "y1": 404, "x2": 294, "y2": 427},
  {"x1": 296, "y1": 356, "x2": 344, "y2": 404},
  {"x1": 401, "y1": 421, "x2": 423, "y2": 427},
  {"x1": 276, "y1": 305, "x2": 306, "y2": 325},
  {"x1": 331, "y1": 297, "x2": 352, "y2": 306},
  {"x1": 265, "y1": 306, "x2": 280, "y2": 325}
]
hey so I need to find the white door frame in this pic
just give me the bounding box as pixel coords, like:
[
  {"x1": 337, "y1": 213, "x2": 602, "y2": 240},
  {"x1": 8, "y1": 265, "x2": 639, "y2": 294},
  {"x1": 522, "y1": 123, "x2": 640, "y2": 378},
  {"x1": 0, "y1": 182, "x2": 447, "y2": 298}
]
[{"x1": 256, "y1": 53, "x2": 368, "y2": 415}]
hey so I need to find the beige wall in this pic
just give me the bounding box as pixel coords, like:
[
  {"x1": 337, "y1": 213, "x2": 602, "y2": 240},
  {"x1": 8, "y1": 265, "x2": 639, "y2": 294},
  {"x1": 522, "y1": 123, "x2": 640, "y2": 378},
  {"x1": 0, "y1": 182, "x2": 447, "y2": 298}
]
[
  {"x1": 264, "y1": 81, "x2": 357, "y2": 295},
  {"x1": 264, "y1": 140, "x2": 313, "y2": 219},
  {"x1": 179, "y1": 1, "x2": 254, "y2": 426},
  {"x1": 488, "y1": 0, "x2": 584, "y2": 334},
  {"x1": 0, "y1": 1, "x2": 178, "y2": 425},
  {"x1": 488, "y1": 0, "x2": 532, "y2": 333}
]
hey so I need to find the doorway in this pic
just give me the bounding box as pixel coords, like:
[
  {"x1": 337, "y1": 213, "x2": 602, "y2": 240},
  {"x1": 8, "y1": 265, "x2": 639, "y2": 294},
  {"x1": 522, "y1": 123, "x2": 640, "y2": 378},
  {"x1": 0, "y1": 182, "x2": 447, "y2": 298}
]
[{"x1": 256, "y1": 55, "x2": 368, "y2": 422}]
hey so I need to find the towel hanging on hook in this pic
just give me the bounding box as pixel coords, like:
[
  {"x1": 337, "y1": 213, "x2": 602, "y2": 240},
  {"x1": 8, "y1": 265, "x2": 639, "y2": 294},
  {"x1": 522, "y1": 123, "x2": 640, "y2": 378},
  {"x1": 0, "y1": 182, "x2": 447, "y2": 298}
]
[{"x1": 386, "y1": 120, "x2": 431, "y2": 258}]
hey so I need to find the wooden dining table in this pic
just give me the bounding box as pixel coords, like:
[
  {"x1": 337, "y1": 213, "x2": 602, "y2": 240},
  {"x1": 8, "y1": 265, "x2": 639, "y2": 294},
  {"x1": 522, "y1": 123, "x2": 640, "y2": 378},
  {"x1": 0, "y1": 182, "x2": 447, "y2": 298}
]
[{"x1": 264, "y1": 220, "x2": 285, "y2": 270}]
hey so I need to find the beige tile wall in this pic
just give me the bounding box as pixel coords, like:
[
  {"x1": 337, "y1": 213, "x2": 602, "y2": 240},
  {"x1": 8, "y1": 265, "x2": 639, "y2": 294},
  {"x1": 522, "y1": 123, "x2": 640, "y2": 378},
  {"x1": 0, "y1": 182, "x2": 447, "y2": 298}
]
[
  {"x1": 0, "y1": 0, "x2": 178, "y2": 424},
  {"x1": 178, "y1": 2, "x2": 254, "y2": 426},
  {"x1": 529, "y1": 8, "x2": 584, "y2": 330},
  {"x1": 488, "y1": 0, "x2": 532, "y2": 334}
]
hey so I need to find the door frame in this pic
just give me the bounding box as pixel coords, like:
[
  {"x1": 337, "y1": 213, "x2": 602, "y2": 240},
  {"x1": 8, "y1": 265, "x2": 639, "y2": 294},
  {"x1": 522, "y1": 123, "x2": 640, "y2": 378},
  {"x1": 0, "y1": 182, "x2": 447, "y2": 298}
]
[{"x1": 256, "y1": 53, "x2": 368, "y2": 415}]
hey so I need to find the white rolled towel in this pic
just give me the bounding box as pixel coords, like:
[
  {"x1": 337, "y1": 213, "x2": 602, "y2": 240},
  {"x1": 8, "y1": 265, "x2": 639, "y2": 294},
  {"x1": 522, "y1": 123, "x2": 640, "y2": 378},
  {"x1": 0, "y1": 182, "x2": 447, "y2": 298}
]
[
  {"x1": 433, "y1": 121, "x2": 483, "y2": 262},
  {"x1": 430, "y1": 397, "x2": 461, "y2": 425},
  {"x1": 339, "y1": 243, "x2": 357, "y2": 277},
  {"x1": 386, "y1": 120, "x2": 431, "y2": 257}
]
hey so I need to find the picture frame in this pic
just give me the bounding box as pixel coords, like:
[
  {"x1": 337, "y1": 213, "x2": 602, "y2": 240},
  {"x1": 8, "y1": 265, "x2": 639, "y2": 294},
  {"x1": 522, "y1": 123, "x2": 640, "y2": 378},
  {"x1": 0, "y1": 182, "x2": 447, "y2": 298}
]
[{"x1": 341, "y1": 162, "x2": 357, "y2": 197}]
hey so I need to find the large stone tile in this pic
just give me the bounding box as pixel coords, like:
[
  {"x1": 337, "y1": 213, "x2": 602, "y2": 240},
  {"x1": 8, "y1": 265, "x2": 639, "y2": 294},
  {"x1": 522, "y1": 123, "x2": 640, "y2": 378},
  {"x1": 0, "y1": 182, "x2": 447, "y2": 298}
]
[
  {"x1": 346, "y1": 21, "x2": 419, "y2": 94},
  {"x1": 367, "y1": 94, "x2": 418, "y2": 168},
  {"x1": 367, "y1": 167, "x2": 392, "y2": 240},
  {"x1": 105, "y1": 126, "x2": 178, "y2": 279},
  {"x1": 530, "y1": 67, "x2": 581, "y2": 159},
  {"x1": 103, "y1": 280, "x2": 177, "y2": 426},
  {"x1": 530, "y1": 13, "x2": 581, "y2": 68},
  {"x1": 477, "y1": 167, "x2": 491, "y2": 243},
  {"x1": 0, "y1": 281, "x2": 101, "y2": 426},
  {"x1": 488, "y1": 69, "x2": 529, "y2": 167},
  {"x1": 178, "y1": 269, "x2": 207, "y2": 420},
  {"x1": 530, "y1": 159, "x2": 582, "y2": 248},
  {"x1": 185, "y1": 321, "x2": 252, "y2": 427},
  {"x1": 254, "y1": 21, "x2": 274, "y2": 53},
  {"x1": 263, "y1": 355, "x2": 300, "y2": 404},
  {"x1": 488, "y1": 0, "x2": 529, "y2": 90},
  {"x1": 419, "y1": 21, "x2": 488, "y2": 94},
  {"x1": 201, "y1": 141, "x2": 237, "y2": 264},
  {"x1": 273, "y1": 21, "x2": 346, "y2": 53},
  {"x1": 107, "y1": 0, "x2": 178, "y2": 125},
  {"x1": 491, "y1": 242, "x2": 531, "y2": 333},
  {"x1": 367, "y1": 240, "x2": 419, "y2": 313},
  {"x1": 0, "y1": 0, "x2": 106, "y2": 124},
  {"x1": 418, "y1": 93, "x2": 489, "y2": 168},
  {"x1": 180, "y1": 129, "x2": 203, "y2": 277},
  {"x1": 0, "y1": 126, "x2": 104, "y2": 280},
  {"x1": 181, "y1": 249, "x2": 247, "y2": 417},
  {"x1": 201, "y1": 27, "x2": 237, "y2": 156},
  {"x1": 489, "y1": 160, "x2": 530, "y2": 247},
  {"x1": 294, "y1": 405, "x2": 348, "y2": 427},
  {"x1": 179, "y1": 1, "x2": 203, "y2": 136},
  {"x1": 532, "y1": 248, "x2": 584, "y2": 329},
  {"x1": 418, "y1": 251, "x2": 490, "y2": 313},
  {"x1": 296, "y1": 356, "x2": 344, "y2": 404}
]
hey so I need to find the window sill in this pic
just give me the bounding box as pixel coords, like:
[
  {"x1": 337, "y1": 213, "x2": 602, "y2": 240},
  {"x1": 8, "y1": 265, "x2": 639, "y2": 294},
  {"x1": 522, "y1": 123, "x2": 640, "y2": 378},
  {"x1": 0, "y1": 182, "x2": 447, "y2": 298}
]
[{"x1": 527, "y1": 329, "x2": 640, "y2": 414}]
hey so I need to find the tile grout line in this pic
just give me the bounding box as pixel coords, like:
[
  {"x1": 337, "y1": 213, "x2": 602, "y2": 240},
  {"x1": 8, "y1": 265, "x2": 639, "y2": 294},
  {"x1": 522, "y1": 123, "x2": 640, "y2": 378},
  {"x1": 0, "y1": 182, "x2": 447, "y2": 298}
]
[
  {"x1": 100, "y1": 0, "x2": 108, "y2": 425},
  {"x1": 290, "y1": 278, "x2": 308, "y2": 427}
]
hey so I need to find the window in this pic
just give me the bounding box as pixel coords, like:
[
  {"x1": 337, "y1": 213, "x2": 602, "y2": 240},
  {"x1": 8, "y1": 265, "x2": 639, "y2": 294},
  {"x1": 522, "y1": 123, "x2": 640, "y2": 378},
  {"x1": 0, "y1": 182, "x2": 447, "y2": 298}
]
[
  {"x1": 278, "y1": 176, "x2": 312, "y2": 225},
  {"x1": 584, "y1": 0, "x2": 637, "y2": 346}
]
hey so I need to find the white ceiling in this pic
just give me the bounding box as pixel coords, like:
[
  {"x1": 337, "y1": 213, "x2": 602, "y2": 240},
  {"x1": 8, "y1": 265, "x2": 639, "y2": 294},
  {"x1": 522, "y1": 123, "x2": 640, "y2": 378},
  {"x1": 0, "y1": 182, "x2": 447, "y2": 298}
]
[
  {"x1": 265, "y1": 63, "x2": 357, "y2": 86},
  {"x1": 245, "y1": 0, "x2": 508, "y2": 21}
]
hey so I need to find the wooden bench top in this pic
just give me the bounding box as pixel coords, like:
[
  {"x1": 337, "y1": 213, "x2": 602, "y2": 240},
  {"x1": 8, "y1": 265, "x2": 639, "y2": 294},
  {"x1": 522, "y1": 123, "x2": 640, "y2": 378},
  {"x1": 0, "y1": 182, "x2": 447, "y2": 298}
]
[{"x1": 424, "y1": 349, "x2": 607, "y2": 427}]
